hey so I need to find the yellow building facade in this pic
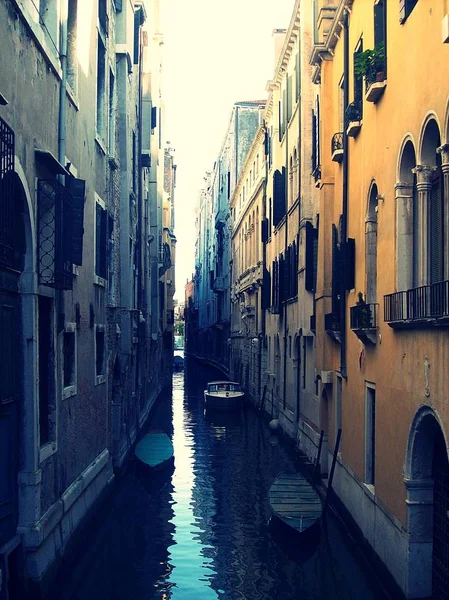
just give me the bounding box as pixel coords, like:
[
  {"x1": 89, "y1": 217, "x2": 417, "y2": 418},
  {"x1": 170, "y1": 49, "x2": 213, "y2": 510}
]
[{"x1": 312, "y1": 1, "x2": 449, "y2": 597}]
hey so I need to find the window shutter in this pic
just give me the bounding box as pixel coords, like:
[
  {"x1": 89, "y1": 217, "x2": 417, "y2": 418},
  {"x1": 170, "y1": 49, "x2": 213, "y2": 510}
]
[
  {"x1": 305, "y1": 222, "x2": 314, "y2": 292},
  {"x1": 282, "y1": 88, "x2": 287, "y2": 135},
  {"x1": 151, "y1": 106, "x2": 157, "y2": 130},
  {"x1": 273, "y1": 169, "x2": 286, "y2": 227},
  {"x1": 354, "y1": 40, "x2": 364, "y2": 110},
  {"x1": 287, "y1": 76, "x2": 292, "y2": 122},
  {"x1": 279, "y1": 253, "x2": 285, "y2": 305},
  {"x1": 331, "y1": 224, "x2": 340, "y2": 314},
  {"x1": 344, "y1": 238, "x2": 356, "y2": 290},
  {"x1": 295, "y1": 52, "x2": 300, "y2": 102},
  {"x1": 315, "y1": 97, "x2": 320, "y2": 169},
  {"x1": 311, "y1": 110, "x2": 317, "y2": 172},
  {"x1": 278, "y1": 101, "x2": 282, "y2": 142},
  {"x1": 261, "y1": 267, "x2": 271, "y2": 310},
  {"x1": 66, "y1": 177, "x2": 85, "y2": 266},
  {"x1": 261, "y1": 218, "x2": 269, "y2": 243}
]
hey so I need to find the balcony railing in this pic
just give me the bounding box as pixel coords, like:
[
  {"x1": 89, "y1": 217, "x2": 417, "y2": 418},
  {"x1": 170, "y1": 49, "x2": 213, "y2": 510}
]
[
  {"x1": 331, "y1": 132, "x2": 344, "y2": 162},
  {"x1": 345, "y1": 101, "x2": 362, "y2": 125},
  {"x1": 384, "y1": 280, "x2": 449, "y2": 327},
  {"x1": 345, "y1": 102, "x2": 362, "y2": 137}
]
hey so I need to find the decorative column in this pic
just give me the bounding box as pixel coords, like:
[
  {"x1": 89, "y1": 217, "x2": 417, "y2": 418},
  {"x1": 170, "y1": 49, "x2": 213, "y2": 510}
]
[
  {"x1": 412, "y1": 165, "x2": 436, "y2": 286},
  {"x1": 395, "y1": 182, "x2": 414, "y2": 291},
  {"x1": 437, "y1": 144, "x2": 449, "y2": 280}
]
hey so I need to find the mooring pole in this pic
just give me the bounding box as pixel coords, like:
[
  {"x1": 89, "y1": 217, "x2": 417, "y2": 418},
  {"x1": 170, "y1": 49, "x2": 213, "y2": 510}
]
[
  {"x1": 314, "y1": 430, "x2": 324, "y2": 482},
  {"x1": 323, "y1": 428, "x2": 342, "y2": 514}
]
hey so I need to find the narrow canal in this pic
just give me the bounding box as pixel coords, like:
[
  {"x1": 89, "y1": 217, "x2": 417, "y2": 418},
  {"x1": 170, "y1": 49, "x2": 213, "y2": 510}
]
[{"x1": 52, "y1": 358, "x2": 388, "y2": 600}]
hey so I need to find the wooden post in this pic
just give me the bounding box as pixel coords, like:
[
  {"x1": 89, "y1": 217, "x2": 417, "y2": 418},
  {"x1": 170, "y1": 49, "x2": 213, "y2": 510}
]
[
  {"x1": 323, "y1": 428, "x2": 342, "y2": 514},
  {"x1": 314, "y1": 430, "x2": 324, "y2": 481}
]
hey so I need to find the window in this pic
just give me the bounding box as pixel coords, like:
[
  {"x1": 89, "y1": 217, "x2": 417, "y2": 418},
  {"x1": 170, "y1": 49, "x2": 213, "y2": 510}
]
[
  {"x1": 96, "y1": 35, "x2": 106, "y2": 140},
  {"x1": 95, "y1": 325, "x2": 105, "y2": 384},
  {"x1": 67, "y1": 0, "x2": 78, "y2": 93},
  {"x1": 95, "y1": 195, "x2": 107, "y2": 281},
  {"x1": 311, "y1": 97, "x2": 320, "y2": 180},
  {"x1": 399, "y1": 0, "x2": 418, "y2": 23},
  {"x1": 98, "y1": 0, "x2": 107, "y2": 37},
  {"x1": 374, "y1": 0, "x2": 387, "y2": 77},
  {"x1": 365, "y1": 384, "x2": 376, "y2": 487},
  {"x1": 108, "y1": 68, "x2": 116, "y2": 156},
  {"x1": 287, "y1": 75, "x2": 293, "y2": 123},
  {"x1": 63, "y1": 323, "x2": 77, "y2": 399},
  {"x1": 353, "y1": 40, "x2": 363, "y2": 117}
]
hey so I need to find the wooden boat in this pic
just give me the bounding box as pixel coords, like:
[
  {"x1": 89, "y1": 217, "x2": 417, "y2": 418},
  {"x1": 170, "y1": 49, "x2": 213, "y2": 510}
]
[
  {"x1": 269, "y1": 472, "x2": 322, "y2": 535},
  {"x1": 204, "y1": 381, "x2": 244, "y2": 411},
  {"x1": 135, "y1": 430, "x2": 174, "y2": 471}
]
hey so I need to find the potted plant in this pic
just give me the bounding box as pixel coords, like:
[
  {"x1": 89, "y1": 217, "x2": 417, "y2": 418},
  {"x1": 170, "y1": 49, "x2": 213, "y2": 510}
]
[
  {"x1": 354, "y1": 43, "x2": 386, "y2": 87},
  {"x1": 356, "y1": 292, "x2": 373, "y2": 328}
]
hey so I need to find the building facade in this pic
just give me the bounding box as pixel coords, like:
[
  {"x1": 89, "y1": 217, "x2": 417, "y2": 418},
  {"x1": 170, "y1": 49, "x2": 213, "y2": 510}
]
[
  {"x1": 190, "y1": 101, "x2": 264, "y2": 373},
  {"x1": 311, "y1": 1, "x2": 449, "y2": 597},
  {"x1": 0, "y1": 0, "x2": 173, "y2": 596}
]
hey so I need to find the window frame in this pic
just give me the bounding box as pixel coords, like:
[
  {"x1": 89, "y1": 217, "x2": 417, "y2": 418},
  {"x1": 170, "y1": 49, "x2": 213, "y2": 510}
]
[{"x1": 62, "y1": 322, "x2": 77, "y2": 400}]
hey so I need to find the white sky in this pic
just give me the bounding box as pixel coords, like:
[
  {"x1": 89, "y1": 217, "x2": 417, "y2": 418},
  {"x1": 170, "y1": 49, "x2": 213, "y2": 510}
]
[{"x1": 160, "y1": 0, "x2": 295, "y2": 300}]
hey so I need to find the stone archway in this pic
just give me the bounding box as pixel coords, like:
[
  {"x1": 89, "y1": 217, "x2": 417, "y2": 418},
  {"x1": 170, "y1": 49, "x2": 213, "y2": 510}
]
[
  {"x1": 0, "y1": 156, "x2": 36, "y2": 573},
  {"x1": 404, "y1": 405, "x2": 449, "y2": 599}
]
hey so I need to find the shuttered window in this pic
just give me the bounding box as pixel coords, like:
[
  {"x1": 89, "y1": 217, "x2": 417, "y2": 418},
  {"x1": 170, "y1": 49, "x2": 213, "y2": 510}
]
[
  {"x1": 273, "y1": 168, "x2": 286, "y2": 228},
  {"x1": 287, "y1": 76, "x2": 293, "y2": 123},
  {"x1": 374, "y1": 0, "x2": 387, "y2": 76},
  {"x1": 95, "y1": 202, "x2": 107, "y2": 279}
]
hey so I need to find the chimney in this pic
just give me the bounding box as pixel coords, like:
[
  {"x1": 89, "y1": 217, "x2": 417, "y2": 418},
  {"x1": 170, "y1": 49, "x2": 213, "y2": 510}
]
[{"x1": 272, "y1": 28, "x2": 287, "y2": 69}]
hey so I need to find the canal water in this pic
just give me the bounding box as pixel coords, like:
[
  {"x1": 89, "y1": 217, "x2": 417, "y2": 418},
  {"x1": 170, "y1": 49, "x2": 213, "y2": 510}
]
[{"x1": 51, "y1": 358, "x2": 388, "y2": 600}]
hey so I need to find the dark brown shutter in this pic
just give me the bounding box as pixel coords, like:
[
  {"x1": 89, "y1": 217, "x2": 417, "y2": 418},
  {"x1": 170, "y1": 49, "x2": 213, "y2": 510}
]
[
  {"x1": 66, "y1": 177, "x2": 85, "y2": 266},
  {"x1": 261, "y1": 218, "x2": 269, "y2": 243},
  {"x1": 273, "y1": 169, "x2": 286, "y2": 227},
  {"x1": 344, "y1": 238, "x2": 356, "y2": 291},
  {"x1": 261, "y1": 267, "x2": 271, "y2": 310},
  {"x1": 331, "y1": 224, "x2": 340, "y2": 314},
  {"x1": 305, "y1": 222, "x2": 314, "y2": 291}
]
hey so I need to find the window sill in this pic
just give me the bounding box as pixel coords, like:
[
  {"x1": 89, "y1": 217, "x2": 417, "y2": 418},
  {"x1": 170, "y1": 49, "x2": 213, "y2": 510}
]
[
  {"x1": 362, "y1": 483, "x2": 376, "y2": 498},
  {"x1": 94, "y1": 275, "x2": 106, "y2": 287},
  {"x1": 365, "y1": 80, "x2": 386, "y2": 104},
  {"x1": 95, "y1": 135, "x2": 107, "y2": 155},
  {"x1": 346, "y1": 120, "x2": 362, "y2": 138},
  {"x1": 63, "y1": 385, "x2": 77, "y2": 400},
  {"x1": 66, "y1": 84, "x2": 80, "y2": 111},
  {"x1": 39, "y1": 441, "x2": 57, "y2": 463},
  {"x1": 95, "y1": 375, "x2": 106, "y2": 386}
]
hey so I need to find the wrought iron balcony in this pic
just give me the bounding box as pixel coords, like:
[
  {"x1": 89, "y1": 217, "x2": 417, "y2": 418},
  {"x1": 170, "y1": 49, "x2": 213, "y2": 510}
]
[
  {"x1": 325, "y1": 311, "x2": 341, "y2": 343},
  {"x1": 350, "y1": 303, "x2": 378, "y2": 344},
  {"x1": 384, "y1": 280, "x2": 449, "y2": 328},
  {"x1": 345, "y1": 102, "x2": 362, "y2": 138},
  {"x1": 331, "y1": 132, "x2": 344, "y2": 162}
]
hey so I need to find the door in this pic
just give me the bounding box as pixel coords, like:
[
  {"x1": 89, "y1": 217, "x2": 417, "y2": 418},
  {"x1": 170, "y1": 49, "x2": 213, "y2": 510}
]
[
  {"x1": 0, "y1": 279, "x2": 19, "y2": 549},
  {"x1": 432, "y1": 433, "x2": 449, "y2": 599}
]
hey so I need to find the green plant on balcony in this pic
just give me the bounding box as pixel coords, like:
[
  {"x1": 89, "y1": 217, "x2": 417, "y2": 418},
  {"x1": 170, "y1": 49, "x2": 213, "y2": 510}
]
[
  {"x1": 354, "y1": 43, "x2": 386, "y2": 88},
  {"x1": 356, "y1": 292, "x2": 373, "y2": 328}
]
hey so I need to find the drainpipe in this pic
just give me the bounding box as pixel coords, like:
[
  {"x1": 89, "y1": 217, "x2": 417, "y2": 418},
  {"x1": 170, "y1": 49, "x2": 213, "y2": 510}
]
[
  {"x1": 340, "y1": 8, "x2": 349, "y2": 379},
  {"x1": 297, "y1": 36, "x2": 302, "y2": 423},
  {"x1": 57, "y1": 1, "x2": 68, "y2": 335}
]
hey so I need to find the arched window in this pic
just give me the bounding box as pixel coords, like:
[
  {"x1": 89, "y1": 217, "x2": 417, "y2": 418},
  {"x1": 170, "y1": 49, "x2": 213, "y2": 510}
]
[{"x1": 366, "y1": 183, "x2": 378, "y2": 303}]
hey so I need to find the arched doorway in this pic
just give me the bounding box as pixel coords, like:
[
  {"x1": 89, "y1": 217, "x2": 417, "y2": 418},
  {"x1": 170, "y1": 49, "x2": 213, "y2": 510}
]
[
  {"x1": 405, "y1": 406, "x2": 449, "y2": 598},
  {"x1": 0, "y1": 168, "x2": 26, "y2": 550}
]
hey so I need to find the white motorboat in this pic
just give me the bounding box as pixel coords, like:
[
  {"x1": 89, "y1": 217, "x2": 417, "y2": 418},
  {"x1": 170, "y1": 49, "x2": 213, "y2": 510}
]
[{"x1": 204, "y1": 381, "x2": 244, "y2": 411}]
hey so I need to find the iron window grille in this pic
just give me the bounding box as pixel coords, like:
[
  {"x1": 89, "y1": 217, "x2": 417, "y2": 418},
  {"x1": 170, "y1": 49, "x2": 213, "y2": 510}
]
[
  {"x1": 350, "y1": 303, "x2": 378, "y2": 329},
  {"x1": 0, "y1": 117, "x2": 15, "y2": 268},
  {"x1": 331, "y1": 132, "x2": 344, "y2": 155},
  {"x1": 38, "y1": 179, "x2": 74, "y2": 290}
]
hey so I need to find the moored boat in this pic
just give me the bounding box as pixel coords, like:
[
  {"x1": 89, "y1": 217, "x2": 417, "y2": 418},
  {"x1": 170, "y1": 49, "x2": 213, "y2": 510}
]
[
  {"x1": 135, "y1": 430, "x2": 174, "y2": 472},
  {"x1": 269, "y1": 472, "x2": 322, "y2": 536},
  {"x1": 204, "y1": 381, "x2": 244, "y2": 411}
]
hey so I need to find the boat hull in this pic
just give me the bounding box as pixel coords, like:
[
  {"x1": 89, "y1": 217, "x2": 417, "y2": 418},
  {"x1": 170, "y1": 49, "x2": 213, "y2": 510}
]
[
  {"x1": 135, "y1": 431, "x2": 174, "y2": 472},
  {"x1": 204, "y1": 391, "x2": 244, "y2": 411}
]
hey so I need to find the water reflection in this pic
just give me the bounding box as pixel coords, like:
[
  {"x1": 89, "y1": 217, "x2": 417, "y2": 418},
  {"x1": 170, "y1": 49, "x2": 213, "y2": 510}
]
[{"x1": 51, "y1": 359, "x2": 387, "y2": 600}]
